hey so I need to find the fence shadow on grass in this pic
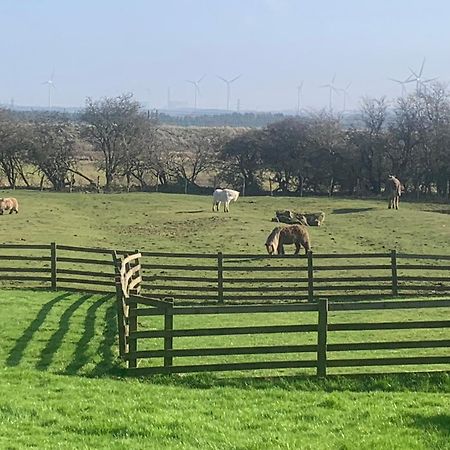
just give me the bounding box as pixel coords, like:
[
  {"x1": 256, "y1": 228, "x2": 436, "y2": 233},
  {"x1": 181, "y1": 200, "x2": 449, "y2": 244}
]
[
  {"x1": 36, "y1": 294, "x2": 93, "y2": 371},
  {"x1": 142, "y1": 371, "x2": 450, "y2": 394},
  {"x1": 6, "y1": 292, "x2": 72, "y2": 367},
  {"x1": 64, "y1": 294, "x2": 116, "y2": 375},
  {"x1": 409, "y1": 413, "x2": 450, "y2": 440}
]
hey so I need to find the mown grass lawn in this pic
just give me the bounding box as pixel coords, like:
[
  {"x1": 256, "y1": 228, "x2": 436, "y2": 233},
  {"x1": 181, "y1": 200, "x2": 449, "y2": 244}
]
[
  {"x1": 0, "y1": 289, "x2": 449, "y2": 449},
  {"x1": 0, "y1": 191, "x2": 449, "y2": 448}
]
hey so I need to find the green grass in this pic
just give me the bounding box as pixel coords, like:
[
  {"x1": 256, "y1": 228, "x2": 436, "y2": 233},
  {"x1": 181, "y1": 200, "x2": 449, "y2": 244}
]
[
  {"x1": 1, "y1": 191, "x2": 450, "y2": 448},
  {"x1": 1, "y1": 289, "x2": 450, "y2": 449}
]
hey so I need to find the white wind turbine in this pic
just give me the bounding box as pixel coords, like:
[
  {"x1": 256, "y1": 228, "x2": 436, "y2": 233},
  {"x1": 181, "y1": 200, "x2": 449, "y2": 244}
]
[
  {"x1": 406, "y1": 58, "x2": 437, "y2": 94},
  {"x1": 296, "y1": 81, "x2": 304, "y2": 115},
  {"x1": 217, "y1": 74, "x2": 242, "y2": 111},
  {"x1": 186, "y1": 74, "x2": 205, "y2": 109},
  {"x1": 339, "y1": 82, "x2": 351, "y2": 111},
  {"x1": 320, "y1": 74, "x2": 340, "y2": 111},
  {"x1": 42, "y1": 70, "x2": 56, "y2": 109},
  {"x1": 389, "y1": 75, "x2": 411, "y2": 97}
]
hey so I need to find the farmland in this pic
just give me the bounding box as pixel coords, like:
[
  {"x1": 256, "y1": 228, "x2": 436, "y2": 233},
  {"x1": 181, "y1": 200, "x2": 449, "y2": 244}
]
[{"x1": 0, "y1": 191, "x2": 449, "y2": 449}]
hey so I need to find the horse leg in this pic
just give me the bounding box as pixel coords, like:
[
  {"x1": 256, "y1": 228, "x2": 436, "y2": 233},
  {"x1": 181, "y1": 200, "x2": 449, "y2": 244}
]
[
  {"x1": 294, "y1": 243, "x2": 301, "y2": 255},
  {"x1": 224, "y1": 202, "x2": 229, "y2": 212}
]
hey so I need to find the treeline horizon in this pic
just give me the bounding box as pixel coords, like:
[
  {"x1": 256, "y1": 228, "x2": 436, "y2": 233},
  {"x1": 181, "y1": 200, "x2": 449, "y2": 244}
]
[{"x1": 0, "y1": 85, "x2": 449, "y2": 199}]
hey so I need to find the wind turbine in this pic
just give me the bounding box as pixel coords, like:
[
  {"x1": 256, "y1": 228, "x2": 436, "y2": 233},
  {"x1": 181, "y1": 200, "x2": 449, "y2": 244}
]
[
  {"x1": 217, "y1": 74, "x2": 242, "y2": 111},
  {"x1": 320, "y1": 74, "x2": 339, "y2": 111},
  {"x1": 339, "y1": 82, "x2": 351, "y2": 111},
  {"x1": 42, "y1": 70, "x2": 56, "y2": 109},
  {"x1": 186, "y1": 74, "x2": 205, "y2": 109},
  {"x1": 296, "y1": 81, "x2": 304, "y2": 115},
  {"x1": 406, "y1": 58, "x2": 437, "y2": 94},
  {"x1": 389, "y1": 76, "x2": 411, "y2": 97}
]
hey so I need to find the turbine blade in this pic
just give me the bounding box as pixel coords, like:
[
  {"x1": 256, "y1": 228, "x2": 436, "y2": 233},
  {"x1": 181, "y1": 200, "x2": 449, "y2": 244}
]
[
  {"x1": 217, "y1": 75, "x2": 228, "y2": 83},
  {"x1": 230, "y1": 74, "x2": 242, "y2": 83},
  {"x1": 331, "y1": 73, "x2": 336, "y2": 84},
  {"x1": 408, "y1": 68, "x2": 419, "y2": 78},
  {"x1": 419, "y1": 58, "x2": 426, "y2": 77},
  {"x1": 197, "y1": 74, "x2": 206, "y2": 83}
]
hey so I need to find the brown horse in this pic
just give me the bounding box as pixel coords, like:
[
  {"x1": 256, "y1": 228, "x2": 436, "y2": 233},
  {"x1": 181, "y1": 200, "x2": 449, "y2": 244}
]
[
  {"x1": 387, "y1": 175, "x2": 402, "y2": 210},
  {"x1": 0, "y1": 197, "x2": 19, "y2": 214},
  {"x1": 265, "y1": 224, "x2": 311, "y2": 255}
]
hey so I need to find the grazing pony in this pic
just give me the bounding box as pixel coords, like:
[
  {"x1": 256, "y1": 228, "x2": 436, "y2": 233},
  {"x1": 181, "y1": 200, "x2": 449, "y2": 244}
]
[
  {"x1": 387, "y1": 175, "x2": 402, "y2": 210},
  {"x1": 212, "y1": 188, "x2": 240, "y2": 212},
  {"x1": 0, "y1": 197, "x2": 19, "y2": 214},
  {"x1": 265, "y1": 224, "x2": 311, "y2": 255}
]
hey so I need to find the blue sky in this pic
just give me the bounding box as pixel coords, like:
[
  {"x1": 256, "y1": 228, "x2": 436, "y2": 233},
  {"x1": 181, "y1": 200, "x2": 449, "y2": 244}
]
[{"x1": 0, "y1": 0, "x2": 449, "y2": 111}]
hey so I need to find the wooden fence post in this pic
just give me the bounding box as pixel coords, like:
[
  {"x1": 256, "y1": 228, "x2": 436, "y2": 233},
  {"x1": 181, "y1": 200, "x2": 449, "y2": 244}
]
[
  {"x1": 391, "y1": 249, "x2": 398, "y2": 296},
  {"x1": 112, "y1": 251, "x2": 127, "y2": 358},
  {"x1": 317, "y1": 297, "x2": 328, "y2": 378},
  {"x1": 128, "y1": 295, "x2": 138, "y2": 368},
  {"x1": 164, "y1": 301, "x2": 174, "y2": 370},
  {"x1": 307, "y1": 250, "x2": 314, "y2": 302},
  {"x1": 50, "y1": 242, "x2": 57, "y2": 290},
  {"x1": 218, "y1": 252, "x2": 224, "y2": 304}
]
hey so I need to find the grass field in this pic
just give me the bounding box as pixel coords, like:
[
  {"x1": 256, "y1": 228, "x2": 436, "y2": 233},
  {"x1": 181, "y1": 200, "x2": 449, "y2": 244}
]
[{"x1": 0, "y1": 190, "x2": 449, "y2": 448}]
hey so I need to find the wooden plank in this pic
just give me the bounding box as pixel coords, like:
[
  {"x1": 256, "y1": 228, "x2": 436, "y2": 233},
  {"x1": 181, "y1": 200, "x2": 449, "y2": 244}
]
[
  {"x1": 314, "y1": 264, "x2": 392, "y2": 271},
  {"x1": 223, "y1": 266, "x2": 306, "y2": 272},
  {"x1": 330, "y1": 299, "x2": 450, "y2": 311},
  {"x1": 328, "y1": 356, "x2": 450, "y2": 368},
  {"x1": 57, "y1": 244, "x2": 113, "y2": 254},
  {"x1": 397, "y1": 253, "x2": 450, "y2": 261},
  {"x1": 0, "y1": 275, "x2": 51, "y2": 282},
  {"x1": 314, "y1": 276, "x2": 392, "y2": 283},
  {"x1": 400, "y1": 276, "x2": 450, "y2": 282},
  {"x1": 132, "y1": 302, "x2": 318, "y2": 316},
  {"x1": 398, "y1": 285, "x2": 450, "y2": 291},
  {"x1": 57, "y1": 256, "x2": 111, "y2": 266},
  {"x1": 142, "y1": 264, "x2": 217, "y2": 271},
  {"x1": 128, "y1": 296, "x2": 138, "y2": 369},
  {"x1": 112, "y1": 251, "x2": 127, "y2": 358},
  {"x1": 0, "y1": 255, "x2": 51, "y2": 261},
  {"x1": 307, "y1": 251, "x2": 314, "y2": 303},
  {"x1": 313, "y1": 253, "x2": 389, "y2": 259},
  {"x1": 57, "y1": 268, "x2": 113, "y2": 278},
  {"x1": 143, "y1": 275, "x2": 218, "y2": 283},
  {"x1": 397, "y1": 264, "x2": 450, "y2": 270},
  {"x1": 314, "y1": 285, "x2": 392, "y2": 291},
  {"x1": 125, "y1": 295, "x2": 173, "y2": 309},
  {"x1": 0, "y1": 243, "x2": 50, "y2": 250},
  {"x1": 328, "y1": 339, "x2": 450, "y2": 352},
  {"x1": 126, "y1": 359, "x2": 318, "y2": 375},
  {"x1": 140, "y1": 251, "x2": 217, "y2": 259},
  {"x1": 128, "y1": 275, "x2": 142, "y2": 292},
  {"x1": 122, "y1": 253, "x2": 142, "y2": 267},
  {"x1": 147, "y1": 285, "x2": 217, "y2": 292},
  {"x1": 131, "y1": 323, "x2": 318, "y2": 338},
  {"x1": 56, "y1": 277, "x2": 115, "y2": 286},
  {"x1": 225, "y1": 277, "x2": 309, "y2": 284},
  {"x1": 329, "y1": 320, "x2": 450, "y2": 331},
  {"x1": 0, "y1": 267, "x2": 49, "y2": 273},
  {"x1": 125, "y1": 344, "x2": 318, "y2": 359}
]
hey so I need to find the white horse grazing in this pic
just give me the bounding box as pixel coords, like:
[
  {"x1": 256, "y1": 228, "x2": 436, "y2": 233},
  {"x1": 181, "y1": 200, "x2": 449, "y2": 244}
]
[{"x1": 212, "y1": 188, "x2": 240, "y2": 212}]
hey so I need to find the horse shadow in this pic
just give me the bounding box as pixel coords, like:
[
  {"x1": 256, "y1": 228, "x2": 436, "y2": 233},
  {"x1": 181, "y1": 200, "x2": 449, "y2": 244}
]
[{"x1": 332, "y1": 207, "x2": 375, "y2": 214}]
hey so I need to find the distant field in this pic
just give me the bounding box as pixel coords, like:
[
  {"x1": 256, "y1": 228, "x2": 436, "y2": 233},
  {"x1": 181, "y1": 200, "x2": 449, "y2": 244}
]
[
  {"x1": 1, "y1": 190, "x2": 449, "y2": 254},
  {"x1": 0, "y1": 191, "x2": 449, "y2": 449}
]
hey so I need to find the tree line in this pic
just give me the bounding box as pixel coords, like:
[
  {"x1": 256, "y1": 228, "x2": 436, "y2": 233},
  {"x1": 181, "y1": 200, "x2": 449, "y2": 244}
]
[{"x1": 0, "y1": 87, "x2": 449, "y2": 198}]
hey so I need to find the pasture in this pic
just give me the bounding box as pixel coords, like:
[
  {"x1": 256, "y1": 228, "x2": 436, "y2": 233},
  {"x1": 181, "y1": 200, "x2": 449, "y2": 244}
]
[{"x1": 0, "y1": 190, "x2": 450, "y2": 448}]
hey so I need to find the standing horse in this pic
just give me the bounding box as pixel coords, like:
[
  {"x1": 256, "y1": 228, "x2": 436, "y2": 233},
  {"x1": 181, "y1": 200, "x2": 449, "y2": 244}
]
[
  {"x1": 387, "y1": 175, "x2": 402, "y2": 210},
  {"x1": 212, "y1": 188, "x2": 240, "y2": 212},
  {"x1": 265, "y1": 224, "x2": 311, "y2": 255}
]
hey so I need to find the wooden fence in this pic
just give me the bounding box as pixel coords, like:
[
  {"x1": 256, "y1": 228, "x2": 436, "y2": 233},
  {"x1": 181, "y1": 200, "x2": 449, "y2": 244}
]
[
  {"x1": 1, "y1": 244, "x2": 450, "y2": 302},
  {"x1": 113, "y1": 252, "x2": 450, "y2": 376}
]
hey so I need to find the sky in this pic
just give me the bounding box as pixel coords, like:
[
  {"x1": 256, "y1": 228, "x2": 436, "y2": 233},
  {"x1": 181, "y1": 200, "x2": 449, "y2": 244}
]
[{"x1": 0, "y1": 0, "x2": 449, "y2": 112}]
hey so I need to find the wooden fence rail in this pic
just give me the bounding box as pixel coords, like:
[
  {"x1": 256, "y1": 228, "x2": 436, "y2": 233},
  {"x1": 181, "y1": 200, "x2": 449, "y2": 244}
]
[{"x1": 1, "y1": 244, "x2": 450, "y2": 303}]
